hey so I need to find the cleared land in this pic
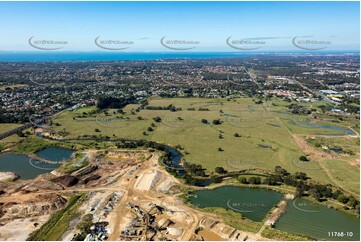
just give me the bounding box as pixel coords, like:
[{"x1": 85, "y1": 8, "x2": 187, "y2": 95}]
[{"x1": 51, "y1": 97, "x2": 360, "y2": 194}]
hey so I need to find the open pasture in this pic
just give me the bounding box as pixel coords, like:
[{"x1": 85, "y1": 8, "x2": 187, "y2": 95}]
[{"x1": 50, "y1": 97, "x2": 359, "y2": 191}]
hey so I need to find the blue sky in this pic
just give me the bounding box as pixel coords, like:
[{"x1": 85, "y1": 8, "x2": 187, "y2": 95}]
[{"x1": 0, "y1": 1, "x2": 359, "y2": 51}]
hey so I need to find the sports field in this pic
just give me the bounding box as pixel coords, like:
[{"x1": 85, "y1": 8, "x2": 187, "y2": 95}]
[{"x1": 51, "y1": 97, "x2": 359, "y2": 193}]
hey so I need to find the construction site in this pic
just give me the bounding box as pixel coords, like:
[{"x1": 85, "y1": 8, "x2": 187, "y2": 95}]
[{"x1": 0, "y1": 148, "x2": 273, "y2": 241}]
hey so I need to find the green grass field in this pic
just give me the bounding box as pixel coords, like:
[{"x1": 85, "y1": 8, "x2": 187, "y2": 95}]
[
  {"x1": 50, "y1": 97, "x2": 359, "y2": 193},
  {"x1": 0, "y1": 123, "x2": 22, "y2": 133}
]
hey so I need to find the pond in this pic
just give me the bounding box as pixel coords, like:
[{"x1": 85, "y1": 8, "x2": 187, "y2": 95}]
[
  {"x1": 36, "y1": 146, "x2": 74, "y2": 162},
  {"x1": 274, "y1": 198, "x2": 360, "y2": 241},
  {"x1": 188, "y1": 186, "x2": 283, "y2": 222},
  {"x1": 290, "y1": 119, "x2": 355, "y2": 136},
  {"x1": 0, "y1": 154, "x2": 59, "y2": 179},
  {"x1": 0, "y1": 147, "x2": 74, "y2": 179}
]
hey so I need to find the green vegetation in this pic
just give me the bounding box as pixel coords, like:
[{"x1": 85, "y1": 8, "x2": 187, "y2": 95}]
[
  {"x1": 15, "y1": 137, "x2": 51, "y2": 154},
  {"x1": 72, "y1": 214, "x2": 94, "y2": 241},
  {"x1": 234, "y1": 165, "x2": 360, "y2": 215},
  {"x1": 27, "y1": 194, "x2": 86, "y2": 241},
  {"x1": 262, "y1": 226, "x2": 313, "y2": 241},
  {"x1": 0, "y1": 123, "x2": 23, "y2": 133},
  {"x1": 49, "y1": 97, "x2": 359, "y2": 193},
  {"x1": 306, "y1": 137, "x2": 358, "y2": 156},
  {"x1": 57, "y1": 158, "x2": 89, "y2": 174}
]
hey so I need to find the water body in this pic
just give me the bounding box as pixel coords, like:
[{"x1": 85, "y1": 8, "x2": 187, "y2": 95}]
[
  {"x1": 36, "y1": 146, "x2": 74, "y2": 162},
  {"x1": 188, "y1": 186, "x2": 283, "y2": 222},
  {"x1": 0, "y1": 154, "x2": 58, "y2": 179},
  {"x1": 0, "y1": 52, "x2": 253, "y2": 62},
  {"x1": 222, "y1": 113, "x2": 239, "y2": 117},
  {"x1": 0, "y1": 147, "x2": 74, "y2": 179},
  {"x1": 290, "y1": 119, "x2": 355, "y2": 136},
  {"x1": 275, "y1": 198, "x2": 360, "y2": 241}
]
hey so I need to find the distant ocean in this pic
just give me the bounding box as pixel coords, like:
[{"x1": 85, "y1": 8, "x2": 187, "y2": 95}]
[
  {"x1": 0, "y1": 52, "x2": 253, "y2": 62},
  {"x1": 0, "y1": 51, "x2": 358, "y2": 62}
]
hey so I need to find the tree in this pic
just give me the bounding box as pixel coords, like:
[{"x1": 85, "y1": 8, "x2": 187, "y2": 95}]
[
  {"x1": 212, "y1": 119, "x2": 222, "y2": 125},
  {"x1": 337, "y1": 194, "x2": 349, "y2": 204},
  {"x1": 263, "y1": 175, "x2": 280, "y2": 186},
  {"x1": 218, "y1": 147, "x2": 224, "y2": 151},
  {"x1": 201, "y1": 119, "x2": 208, "y2": 124},
  {"x1": 238, "y1": 176, "x2": 248, "y2": 184},
  {"x1": 16, "y1": 130, "x2": 25, "y2": 137},
  {"x1": 309, "y1": 188, "x2": 322, "y2": 201},
  {"x1": 348, "y1": 196, "x2": 359, "y2": 208},
  {"x1": 295, "y1": 187, "x2": 304, "y2": 197},
  {"x1": 95, "y1": 128, "x2": 101, "y2": 132},
  {"x1": 147, "y1": 127, "x2": 154, "y2": 132},
  {"x1": 299, "y1": 156, "x2": 309, "y2": 162},
  {"x1": 295, "y1": 172, "x2": 307, "y2": 180},
  {"x1": 215, "y1": 167, "x2": 227, "y2": 174},
  {"x1": 153, "y1": 116, "x2": 162, "y2": 122},
  {"x1": 275, "y1": 166, "x2": 288, "y2": 176},
  {"x1": 249, "y1": 177, "x2": 261, "y2": 184},
  {"x1": 234, "y1": 133, "x2": 240, "y2": 137}
]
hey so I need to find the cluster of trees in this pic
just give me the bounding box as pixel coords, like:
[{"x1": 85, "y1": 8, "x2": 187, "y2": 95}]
[
  {"x1": 145, "y1": 104, "x2": 181, "y2": 112},
  {"x1": 215, "y1": 166, "x2": 227, "y2": 174},
  {"x1": 0, "y1": 108, "x2": 35, "y2": 123},
  {"x1": 288, "y1": 103, "x2": 312, "y2": 115},
  {"x1": 183, "y1": 161, "x2": 206, "y2": 177},
  {"x1": 243, "y1": 166, "x2": 360, "y2": 211},
  {"x1": 238, "y1": 176, "x2": 262, "y2": 184},
  {"x1": 114, "y1": 139, "x2": 167, "y2": 151},
  {"x1": 96, "y1": 96, "x2": 136, "y2": 109}
]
